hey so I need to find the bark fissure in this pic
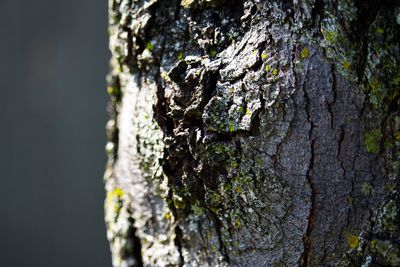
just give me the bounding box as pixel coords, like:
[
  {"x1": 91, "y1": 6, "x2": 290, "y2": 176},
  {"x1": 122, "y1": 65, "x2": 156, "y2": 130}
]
[
  {"x1": 301, "y1": 139, "x2": 317, "y2": 267},
  {"x1": 127, "y1": 214, "x2": 144, "y2": 267},
  {"x1": 327, "y1": 64, "x2": 337, "y2": 130},
  {"x1": 300, "y1": 64, "x2": 317, "y2": 267},
  {"x1": 311, "y1": 0, "x2": 325, "y2": 31}
]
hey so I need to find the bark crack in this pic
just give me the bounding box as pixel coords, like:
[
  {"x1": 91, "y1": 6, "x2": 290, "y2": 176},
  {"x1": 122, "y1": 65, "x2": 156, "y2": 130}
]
[
  {"x1": 127, "y1": 212, "x2": 144, "y2": 267},
  {"x1": 311, "y1": 0, "x2": 325, "y2": 33},
  {"x1": 300, "y1": 65, "x2": 317, "y2": 267},
  {"x1": 353, "y1": 0, "x2": 382, "y2": 82},
  {"x1": 301, "y1": 139, "x2": 317, "y2": 267},
  {"x1": 327, "y1": 64, "x2": 337, "y2": 130}
]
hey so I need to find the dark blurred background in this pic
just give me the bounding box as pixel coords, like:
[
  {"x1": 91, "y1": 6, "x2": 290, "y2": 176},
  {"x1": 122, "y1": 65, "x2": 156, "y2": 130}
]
[{"x1": 0, "y1": 0, "x2": 111, "y2": 266}]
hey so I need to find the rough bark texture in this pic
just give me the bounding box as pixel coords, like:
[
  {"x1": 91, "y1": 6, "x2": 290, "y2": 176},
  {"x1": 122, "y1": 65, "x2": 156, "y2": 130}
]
[{"x1": 104, "y1": 0, "x2": 400, "y2": 266}]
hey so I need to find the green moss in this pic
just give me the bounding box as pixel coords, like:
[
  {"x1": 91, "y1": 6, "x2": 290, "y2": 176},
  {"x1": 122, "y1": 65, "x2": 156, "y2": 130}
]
[
  {"x1": 209, "y1": 192, "x2": 223, "y2": 206},
  {"x1": 370, "y1": 239, "x2": 379, "y2": 252},
  {"x1": 375, "y1": 27, "x2": 384, "y2": 34},
  {"x1": 273, "y1": 262, "x2": 286, "y2": 267},
  {"x1": 146, "y1": 42, "x2": 154, "y2": 51},
  {"x1": 301, "y1": 8, "x2": 400, "y2": 265},
  {"x1": 210, "y1": 49, "x2": 217, "y2": 58},
  {"x1": 204, "y1": 142, "x2": 238, "y2": 170},
  {"x1": 191, "y1": 202, "x2": 206, "y2": 216},
  {"x1": 379, "y1": 200, "x2": 398, "y2": 232},
  {"x1": 368, "y1": 78, "x2": 385, "y2": 109},
  {"x1": 369, "y1": 239, "x2": 400, "y2": 265},
  {"x1": 177, "y1": 51, "x2": 184, "y2": 60},
  {"x1": 324, "y1": 31, "x2": 336, "y2": 44},
  {"x1": 229, "y1": 121, "x2": 235, "y2": 132},
  {"x1": 361, "y1": 182, "x2": 373, "y2": 196},
  {"x1": 213, "y1": 143, "x2": 227, "y2": 155},
  {"x1": 318, "y1": 15, "x2": 359, "y2": 80},
  {"x1": 364, "y1": 129, "x2": 382, "y2": 153},
  {"x1": 387, "y1": 252, "x2": 400, "y2": 266},
  {"x1": 231, "y1": 160, "x2": 239, "y2": 169}
]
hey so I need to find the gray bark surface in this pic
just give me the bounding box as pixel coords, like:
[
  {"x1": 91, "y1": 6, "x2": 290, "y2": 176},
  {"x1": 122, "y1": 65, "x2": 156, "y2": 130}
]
[{"x1": 104, "y1": 0, "x2": 400, "y2": 266}]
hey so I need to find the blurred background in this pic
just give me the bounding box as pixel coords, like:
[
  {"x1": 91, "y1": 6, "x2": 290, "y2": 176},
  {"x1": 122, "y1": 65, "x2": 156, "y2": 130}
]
[{"x1": 0, "y1": 0, "x2": 111, "y2": 266}]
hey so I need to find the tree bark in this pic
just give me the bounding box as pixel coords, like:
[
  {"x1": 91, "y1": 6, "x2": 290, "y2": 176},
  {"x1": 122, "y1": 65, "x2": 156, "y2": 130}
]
[{"x1": 104, "y1": 0, "x2": 400, "y2": 266}]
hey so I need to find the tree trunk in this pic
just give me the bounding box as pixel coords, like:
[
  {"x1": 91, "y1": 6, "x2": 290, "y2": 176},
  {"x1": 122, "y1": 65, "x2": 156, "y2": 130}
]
[{"x1": 104, "y1": 0, "x2": 400, "y2": 266}]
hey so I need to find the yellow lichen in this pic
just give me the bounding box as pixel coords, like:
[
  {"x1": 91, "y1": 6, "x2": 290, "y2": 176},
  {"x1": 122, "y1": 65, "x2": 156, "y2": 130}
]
[
  {"x1": 342, "y1": 61, "x2": 351, "y2": 70},
  {"x1": 395, "y1": 131, "x2": 400, "y2": 141},
  {"x1": 107, "y1": 86, "x2": 117, "y2": 95},
  {"x1": 106, "y1": 188, "x2": 125, "y2": 212},
  {"x1": 347, "y1": 235, "x2": 360, "y2": 249},
  {"x1": 265, "y1": 65, "x2": 271, "y2": 72},
  {"x1": 261, "y1": 53, "x2": 268, "y2": 59},
  {"x1": 165, "y1": 212, "x2": 171, "y2": 220},
  {"x1": 272, "y1": 69, "x2": 279, "y2": 76},
  {"x1": 107, "y1": 188, "x2": 124, "y2": 200},
  {"x1": 235, "y1": 219, "x2": 241, "y2": 227},
  {"x1": 300, "y1": 47, "x2": 310, "y2": 59},
  {"x1": 347, "y1": 196, "x2": 354, "y2": 204}
]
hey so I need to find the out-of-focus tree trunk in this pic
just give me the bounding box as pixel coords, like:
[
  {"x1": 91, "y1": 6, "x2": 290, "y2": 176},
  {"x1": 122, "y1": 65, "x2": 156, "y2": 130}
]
[{"x1": 104, "y1": 0, "x2": 400, "y2": 266}]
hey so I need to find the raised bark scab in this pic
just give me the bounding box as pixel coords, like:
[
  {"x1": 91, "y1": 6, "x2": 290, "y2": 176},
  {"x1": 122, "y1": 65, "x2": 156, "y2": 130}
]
[{"x1": 105, "y1": 0, "x2": 400, "y2": 266}]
